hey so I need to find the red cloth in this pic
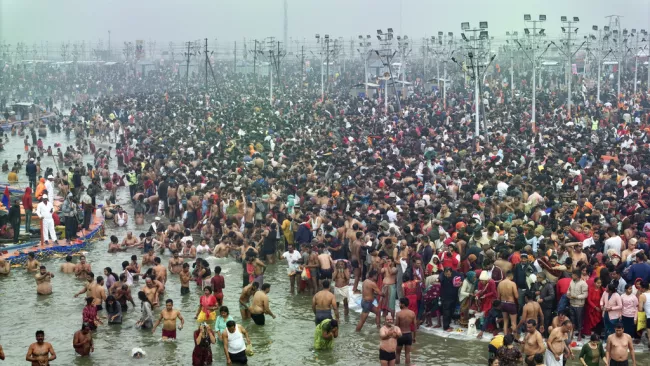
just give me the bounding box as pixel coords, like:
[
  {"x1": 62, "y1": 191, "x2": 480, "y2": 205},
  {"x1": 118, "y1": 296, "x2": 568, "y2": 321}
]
[
  {"x1": 82, "y1": 305, "x2": 97, "y2": 324},
  {"x1": 582, "y1": 286, "x2": 604, "y2": 335},
  {"x1": 402, "y1": 281, "x2": 420, "y2": 332},
  {"x1": 440, "y1": 252, "x2": 459, "y2": 271},
  {"x1": 476, "y1": 279, "x2": 498, "y2": 314},
  {"x1": 200, "y1": 295, "x2": 217, "y2": 317},
  {"x1": 22, "y1": 187, "x2": 33, "y2": 210},
  {"x1": 556, "y1": 278, "x2": 572, "y2": 301},
  {"x1": 210, "y1": 275, "x2": 225, "y2": 295}
]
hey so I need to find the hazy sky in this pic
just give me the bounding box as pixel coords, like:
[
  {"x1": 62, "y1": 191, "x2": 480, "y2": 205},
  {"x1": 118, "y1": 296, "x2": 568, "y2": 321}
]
[{"x1": 1, "y1": 0, "x2": 649, "y2": 45}]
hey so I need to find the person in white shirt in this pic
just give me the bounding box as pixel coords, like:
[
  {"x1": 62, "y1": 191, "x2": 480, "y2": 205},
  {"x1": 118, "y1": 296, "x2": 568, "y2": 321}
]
[
  {"x1": 282, "y1": 245, "x2": 302, "y2": 293},
  {"x1": 45, "y1": 175, "x2": 55, "y2": 200},
  {"x1": 36, "y1": 194, "x2": 58, "y2": 244},
  {"x1": 603, "y1": 227, "x2": 623, "y2": 256}
]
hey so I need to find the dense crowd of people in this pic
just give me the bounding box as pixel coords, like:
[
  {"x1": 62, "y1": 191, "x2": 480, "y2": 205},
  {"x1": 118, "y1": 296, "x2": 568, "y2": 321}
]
[{"x1": 1, "y1": 42, "x2": 650, "y2": 366}]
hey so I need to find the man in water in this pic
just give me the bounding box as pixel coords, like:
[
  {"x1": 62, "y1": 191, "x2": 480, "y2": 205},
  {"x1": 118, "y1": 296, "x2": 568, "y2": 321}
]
[
  {"x1": 332, "y1": 259, "x2": 350, "y2": 317},
  {"x1": 122, "y1": 231, "x2": 140, "y2": 248},
  {"x1": 355, "y1": 270, "x2": 381, "y2": 332},
  {"x1": 522, "y1": 319, "x2": 546, "y2": 366},
  {"x1": 35, "y1": 265, "x2": 54, "y2": 295},
  {"x1": 179, "y1": 262, "x2": 191, "y2": 295},
  {"x1": 239, "y1": 281, "x2": 259, "y2": 320},
  {"x1": 90, "y1": 276, "x2": 107, "y2": 311},
  {"x1": 517, "y1": 292, "x2": 544, "y2": 335},
  {"x1": 142, "y1": 277, "x2": 160, "y2": 307},
  {"x1": 74, "y1": 255, "x2": 92, "y2": 278},
  {"x1": 212, "y1": 240, "x2": 230, "y2": 258},
  {"x1": 26, "y1": 252, "x2": 40, "y2": 272},
  {"x1": 498, "y1": 270, "x2": 519, "y2": 335},
  {"x1": 249, "y1": 283, "x2": 276, "y2": 326},
  {"x1": 72, "y1": 323, "x2": 94, "y2": 356},
  {"x1": 317, "y1": 244, "x2": 334, "y2": 289},
  {"x1": 152, "y1": 299, "x2": 185, "y2": 340},
  {"x1": 282, "y1": 244, "x2": 302, "y2": 293},
  {"x1": 395, "y1": 297, "x2": 416, "y2": 365},
  {"x1": 74, "y1": 271, "x2": 95, "y2": 299},
  {"x1": 60, "y1": 255, "x2": 75, "y2": 273},
  {"x1": 312, "y1": 279, "x2": 338, "y2": 324},
  {"x1": 545, "y1": 320, "x2": 572, "y2": 366},
  {"x1": 25, "y1": 330, "x2": 56, "y2": 365},
  {"x1": 168, "y1": 252, "x2": 184, "y2": 274},
  {"x1": 379, "y1": 313, "x2": 401, "y2": 366},
  {"x1": 0, "y1": 257, "x2": 10, "y2": 275},
  {"x1": 606, "y1": 322, "x2": 636, "y2": 366},
  {"x1": 153, "y1": 257, "x2": 167, "y2": 284}
]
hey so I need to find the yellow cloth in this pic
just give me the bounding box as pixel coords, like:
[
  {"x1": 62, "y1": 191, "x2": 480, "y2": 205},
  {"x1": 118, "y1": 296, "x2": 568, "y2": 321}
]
[
  {"x1": 638, "y1": 312, "x2": 647, "y2": 331},
  {"x1": 489, "y1": 335, "x2": 504, "y2": 349},
  {"x1": 197, "y1": 310, "x2": 216, "y2": 322},
  {"x1": 7, "y1": 171, "x2": 18, "y2": 183}
]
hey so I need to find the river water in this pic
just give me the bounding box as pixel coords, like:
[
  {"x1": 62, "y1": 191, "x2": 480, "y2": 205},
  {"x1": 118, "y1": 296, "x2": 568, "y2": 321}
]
[{"x1": 3, "y1": 126, "x2": 639, "y2": 366}]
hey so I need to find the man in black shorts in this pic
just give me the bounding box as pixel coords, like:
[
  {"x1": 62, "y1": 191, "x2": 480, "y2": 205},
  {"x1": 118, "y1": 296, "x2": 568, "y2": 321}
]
[
  {"x1": 379, "y1": 313, "x2": 401, "y2": 366},
  {"x1": 395, "y1": 297, "x2": 416, "y2": 365}
]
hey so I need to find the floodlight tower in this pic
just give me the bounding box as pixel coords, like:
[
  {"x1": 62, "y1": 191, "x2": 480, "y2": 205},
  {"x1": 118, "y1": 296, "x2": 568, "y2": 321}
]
[
  {"x1": 505, "y1": 31, "x2": 519, "y2": 98},
  {"x1": 632, "y1": 29, "x2": 648, "y2": 95},
  {"x1": 586, "y1": 25, "x2": 614, "y2": 103},
  {"x1": 397, "y1": 35, "x2": 410, "y2": 98},
  {"x1": 375, "y1": 28, "x2": 400, "y2": 114},
  {"x1": 558, "y1": 16, "x2": 584, "y2": 114},
  {"x1": 455, "y1": 21, "x2": 494, "y2": 137},
  {"x1": 518, "y1": 14, "x2": 547, "y2": 129},
  {"x1": 357, "y1": 35, "x2": 372, "y2": 97}
]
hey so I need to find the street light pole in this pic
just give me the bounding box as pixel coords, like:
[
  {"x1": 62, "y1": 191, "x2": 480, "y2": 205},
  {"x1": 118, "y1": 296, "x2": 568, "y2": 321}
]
[{"x1": 458, "y1": 21, "x2": 491, "y2": 137}]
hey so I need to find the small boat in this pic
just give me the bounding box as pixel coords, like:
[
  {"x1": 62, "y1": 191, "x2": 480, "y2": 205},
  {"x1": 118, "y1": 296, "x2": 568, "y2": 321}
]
[{"x1": 0, "y1": 103, "x2": 55, "y2": 132}]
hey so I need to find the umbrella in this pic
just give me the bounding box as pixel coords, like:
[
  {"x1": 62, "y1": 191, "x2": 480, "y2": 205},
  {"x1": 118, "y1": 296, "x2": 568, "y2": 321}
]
[{"x1": 1, "y1": 186, "x2": 9, "y2": 208}]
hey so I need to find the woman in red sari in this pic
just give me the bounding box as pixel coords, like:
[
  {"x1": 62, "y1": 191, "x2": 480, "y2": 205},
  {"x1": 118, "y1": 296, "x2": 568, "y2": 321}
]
[
  {"x1": 475, "y1": 271, "x2": 498, "y2": 315},
  {"x1": 402, "y1": 272, "x2": 420, "y2": 332},
  {"x1": 582, "y1": 277, "x2": 604, "y2": 336}
]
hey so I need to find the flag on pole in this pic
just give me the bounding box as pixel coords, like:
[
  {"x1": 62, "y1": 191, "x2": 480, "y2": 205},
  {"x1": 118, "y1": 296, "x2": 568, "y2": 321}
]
[{"x1": 1, "y1": 186, "x2": 9, "y2": 208}]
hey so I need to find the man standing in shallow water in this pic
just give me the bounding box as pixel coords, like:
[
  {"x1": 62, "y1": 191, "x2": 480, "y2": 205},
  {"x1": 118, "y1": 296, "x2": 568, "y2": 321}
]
[
  {"x1": 35, "y1": 265, "x2": 54, "y2": 295},
  {"x1": 26, "y1": 330, "x2": 56, "y2": 365},
  {"x1": 73, "y1": 323, "x2": 94, "y2": 356},
  {"x1": 606, "y1": 322, "x2": 636, "y2": 366},
  {"x1": 152, "y1": 298, "x2": 185, "y2": 340}
]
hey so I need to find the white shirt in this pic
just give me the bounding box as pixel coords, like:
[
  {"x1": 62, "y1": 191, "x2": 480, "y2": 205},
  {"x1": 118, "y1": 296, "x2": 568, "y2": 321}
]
[
  {"x1": 604, "y1": 236, "x2": 623, "y2": 256},
  {"x1": 496, "y1": 181, "x2": 509, "y2": 197},
  {"x1": 196, "y1": 244, "x2": 210, "y2": 254},
  {"x1": 282, "y1": 250, "x2": 302, "y2": 273},
  {"x1": 44, "y1": 180, "x2": 54, "y2": 199},
  {"x1": 36, "y1": 201, "x2": 54, "y2": 220}
]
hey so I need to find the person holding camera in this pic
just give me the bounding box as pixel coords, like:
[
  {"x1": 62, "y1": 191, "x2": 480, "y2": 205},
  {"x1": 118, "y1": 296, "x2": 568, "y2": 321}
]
[{"x1": 192, "y1": 322, "x2": 216, "y2": 366}]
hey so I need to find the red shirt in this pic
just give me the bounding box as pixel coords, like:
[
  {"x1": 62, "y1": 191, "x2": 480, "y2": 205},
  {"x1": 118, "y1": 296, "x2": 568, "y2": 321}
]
[
  {"x1": 556, "y1": 277, "x2": 572, "y2": 301},
  {"x1": 210, "y1": 275, "x2": 225, "y2": 294}
]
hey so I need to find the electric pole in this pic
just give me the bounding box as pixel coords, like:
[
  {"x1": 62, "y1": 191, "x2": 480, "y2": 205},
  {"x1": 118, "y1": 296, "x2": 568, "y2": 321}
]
[
  {"x1": 184, "y1": 41, "x2": 192, "y2": 96},
  {"x1": 557, "y1": 16, "x2": 585, "y2": 115}
]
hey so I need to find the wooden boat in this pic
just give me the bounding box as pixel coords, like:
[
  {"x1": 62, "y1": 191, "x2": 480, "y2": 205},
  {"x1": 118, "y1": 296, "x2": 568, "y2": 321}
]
[{"x1": 0, "y1": 103, "x2": 56, "y2": 132}]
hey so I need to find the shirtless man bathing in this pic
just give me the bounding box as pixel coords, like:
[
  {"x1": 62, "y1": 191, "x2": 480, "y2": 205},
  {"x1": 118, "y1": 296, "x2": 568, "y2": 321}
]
[
  {"x1": 332, "y1": 259, "x2": 351, "y2": 317},
  {"x1": 498, "y1": 270, "x2": 519, "y2": 335},
  {"x1": 606, "y1": 322, "x2": 636, "y2": 366},
  {"x1": 26, "y1": 330, "x2": 56, "y2": 366},
  {"x1": 313, "y1": 279, "x2": 338, "y2": 324},
  {"x1": 59, "y1": 255, "x2": 75, "y2": 273},
  {"x1": 74, "y1": 255, "x2": 92, "y2": 278},
  {"x1": 35, "y1": 265, "x2": 55, "y2": 295},
  {"x1": 356, "y1": 270, "x2": 382, "y2": 332},
  {"x1": 522, "y1": 319, "x2": 546, "y2": 366},
  {"x1": 152, "y1": 299, "x2": 185, "y2": 340}
]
